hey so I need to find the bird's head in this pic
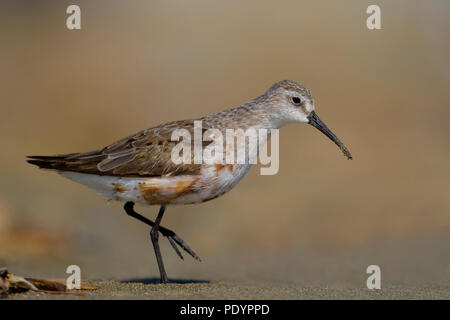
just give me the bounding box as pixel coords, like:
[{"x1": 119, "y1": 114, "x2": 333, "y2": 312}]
[{"x1": 264, "y1": 80, "x2": 352, "y2": 159}]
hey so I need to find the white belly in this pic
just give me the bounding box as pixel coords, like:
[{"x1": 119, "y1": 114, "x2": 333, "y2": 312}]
[{"x1": 60, "y1": 163, "x2": 251, "y2": 206}]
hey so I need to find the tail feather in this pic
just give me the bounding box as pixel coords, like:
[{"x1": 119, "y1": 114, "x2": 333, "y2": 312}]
[
  {"x1": 27, "y1": 154, "x2": 76, "y2": 160},
  {"x1": 27, "y1": 158, "x2": 59, "y2": 170},
  {"x1": 27, "y1": 151, "x2": 105, "y2": 173}
]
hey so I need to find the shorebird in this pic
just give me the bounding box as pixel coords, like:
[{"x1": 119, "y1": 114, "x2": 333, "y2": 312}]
[{"x1": 27, "y1": 80, "x2": 352, "y2": 283}]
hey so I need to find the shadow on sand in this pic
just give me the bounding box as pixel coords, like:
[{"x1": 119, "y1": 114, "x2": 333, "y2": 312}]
[{"x1": 121, "y1": 278, "x2": 210, "y2": 285}]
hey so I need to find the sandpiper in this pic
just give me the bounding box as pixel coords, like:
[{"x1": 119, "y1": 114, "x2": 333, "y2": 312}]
[{"x1": 28, "y1": 80, "x2": 352, "y2": 283}]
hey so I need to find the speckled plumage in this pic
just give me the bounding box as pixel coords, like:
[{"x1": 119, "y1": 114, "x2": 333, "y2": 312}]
[{"x1": 28, "y1": 80, "x2": 351, "y2": 206}]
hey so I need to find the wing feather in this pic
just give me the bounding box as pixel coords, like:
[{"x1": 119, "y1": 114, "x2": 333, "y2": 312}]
[{"x1": 27, "y1": 119, "x2": 210, "y2": 177}]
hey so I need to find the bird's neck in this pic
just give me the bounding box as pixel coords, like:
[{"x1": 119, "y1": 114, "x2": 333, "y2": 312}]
[
  {"x1": 233, "y1": 103, "x2": 287, "y2": 130},
  {"x1": 204, "y1": 95, "x2": 287, "y2": 130}
]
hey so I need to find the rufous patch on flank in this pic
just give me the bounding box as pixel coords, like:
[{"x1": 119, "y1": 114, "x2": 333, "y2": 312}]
[
  {"x1": 138, "y1": 181, "x2": 162, "y2": 204},
  {"x1": 138, "y1": 177, "x2": 199, "y2": 205},
  {"x1": 169, "y1": 178, "x2": 200, "y2": 194},
  {"x1": 214, "y1": 164, "x2": 234, "y2": 173},
  {"x1": 112, "y1": 182, "x2": 128, "y2": 193}
]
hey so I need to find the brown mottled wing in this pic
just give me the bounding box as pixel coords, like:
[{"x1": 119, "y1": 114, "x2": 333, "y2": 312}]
[{"x1": 27, "y1": 119, "x2": 209, "y2": 177}]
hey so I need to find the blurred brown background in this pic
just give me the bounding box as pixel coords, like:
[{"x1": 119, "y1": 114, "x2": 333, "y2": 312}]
[{"x1": 0, "y1": 0, "x2": 449, "y2": 296}]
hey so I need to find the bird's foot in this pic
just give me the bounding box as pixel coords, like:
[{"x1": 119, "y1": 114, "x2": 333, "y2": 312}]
[
  {"x1": 124, "y1": 201, "x2": 201, "y2": 262},
  {"x1": 158, "y1": 226, "x2": 202, "y2": 262}
]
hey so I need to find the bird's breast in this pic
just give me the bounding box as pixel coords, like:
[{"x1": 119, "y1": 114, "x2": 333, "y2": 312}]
[
  {"x1": 139, "y1": 163, "x2": 251, "y2": 205},
  {"x1": 60, "y1": 163, "x2": 251, "y2": 206}
]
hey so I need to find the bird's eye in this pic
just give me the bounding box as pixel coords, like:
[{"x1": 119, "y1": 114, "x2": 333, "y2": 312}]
[{"x1": 291, "y1": 97, "x2": 302, "y2": 105}]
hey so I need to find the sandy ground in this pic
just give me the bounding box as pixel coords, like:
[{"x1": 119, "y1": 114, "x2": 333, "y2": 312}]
[
  {"x1": 7, "y1": 281, "x2": 450, "y2": 300},
  {"x1": 4, "y1": 234, "x2": 450, "y2": 299}
]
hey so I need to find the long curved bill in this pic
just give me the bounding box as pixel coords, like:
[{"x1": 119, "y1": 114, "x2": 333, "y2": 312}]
[{"x1": 307, "y1": 111, "x2": 352, "y2": 160}]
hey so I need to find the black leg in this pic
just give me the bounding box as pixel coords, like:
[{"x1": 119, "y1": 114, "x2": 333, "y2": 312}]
[
  {"x1": 123, "y1": 201, "x2": 201, "y2": 262},
  {"x1": 150, "y1": 205, "x2": 168, "y2": 283}
]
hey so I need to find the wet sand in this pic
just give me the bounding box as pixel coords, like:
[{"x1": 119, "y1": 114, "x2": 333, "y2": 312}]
[
  {"x1": 5, "y1": 234, "x2": 450, "y2": 299},
  {"x1": 8, "y1": 280, "x2": 450, "y2": 300}
]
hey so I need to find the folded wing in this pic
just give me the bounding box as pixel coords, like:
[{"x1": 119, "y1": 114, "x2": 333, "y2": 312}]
[{"x1": 27, "y1": 119, "x2": 207, "y2": 177}]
